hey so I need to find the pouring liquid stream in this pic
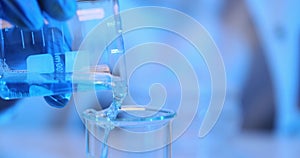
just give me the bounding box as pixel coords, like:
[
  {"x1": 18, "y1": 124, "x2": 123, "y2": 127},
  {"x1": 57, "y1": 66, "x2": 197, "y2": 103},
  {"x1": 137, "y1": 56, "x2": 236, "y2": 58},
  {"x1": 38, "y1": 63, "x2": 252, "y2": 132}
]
[
  {"x1": 1, "y1": 1, "x2": 126, "y2": 157},
  {"x1": 84, "y1": 1, "x2": 127, "y2": 157},
  {"x1": 0, "y1": 0, "x2": 127, "y2": 112}
]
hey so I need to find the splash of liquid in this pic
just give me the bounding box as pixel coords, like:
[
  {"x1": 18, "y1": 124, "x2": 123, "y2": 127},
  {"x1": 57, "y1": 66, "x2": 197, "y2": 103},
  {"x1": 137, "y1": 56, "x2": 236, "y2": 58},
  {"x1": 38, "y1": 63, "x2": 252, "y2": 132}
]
[{"x1": 96, "y1": 79, "x2": 127, "y2": 120}]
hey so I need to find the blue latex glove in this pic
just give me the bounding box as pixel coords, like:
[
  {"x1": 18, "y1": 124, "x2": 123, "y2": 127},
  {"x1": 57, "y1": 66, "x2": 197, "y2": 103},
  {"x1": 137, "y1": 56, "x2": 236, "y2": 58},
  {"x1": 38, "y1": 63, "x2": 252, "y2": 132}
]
[{"x1": 0, "y1": 0, "x2": 76, "y2": 30}]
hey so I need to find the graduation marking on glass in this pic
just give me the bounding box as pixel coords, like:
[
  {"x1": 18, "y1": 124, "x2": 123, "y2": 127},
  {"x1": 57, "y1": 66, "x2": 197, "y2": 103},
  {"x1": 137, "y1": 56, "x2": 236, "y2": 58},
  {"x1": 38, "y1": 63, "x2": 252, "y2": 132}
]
[{"x1": 0, "y1": 0, "x2": 127, "y2": 110}]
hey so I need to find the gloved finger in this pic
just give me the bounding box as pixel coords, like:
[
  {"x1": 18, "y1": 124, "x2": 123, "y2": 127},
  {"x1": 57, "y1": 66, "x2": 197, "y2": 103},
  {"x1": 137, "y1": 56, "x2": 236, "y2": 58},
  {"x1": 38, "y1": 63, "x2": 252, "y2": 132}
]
[
  {"x1": 0, "y1": 0, "x2": 44, "y2": 30},
  {"x1": 38, "y1": 0, "x2": 76, "y2": 21}
]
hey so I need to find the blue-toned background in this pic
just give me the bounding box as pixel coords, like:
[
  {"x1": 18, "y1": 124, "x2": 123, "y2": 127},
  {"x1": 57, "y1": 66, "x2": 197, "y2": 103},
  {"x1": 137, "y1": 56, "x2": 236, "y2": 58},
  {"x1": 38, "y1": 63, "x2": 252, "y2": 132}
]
[{"x1": 0, "y1": 0, "x2": 299, "y2": 157}]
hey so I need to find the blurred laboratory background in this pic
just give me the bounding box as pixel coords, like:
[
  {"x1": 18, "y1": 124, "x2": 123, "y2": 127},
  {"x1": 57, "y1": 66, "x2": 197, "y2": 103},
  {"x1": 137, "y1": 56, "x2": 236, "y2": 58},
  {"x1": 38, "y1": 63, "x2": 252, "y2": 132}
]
[{"x1": 0, "y1": 0, "x2": 299, "y2": 158}]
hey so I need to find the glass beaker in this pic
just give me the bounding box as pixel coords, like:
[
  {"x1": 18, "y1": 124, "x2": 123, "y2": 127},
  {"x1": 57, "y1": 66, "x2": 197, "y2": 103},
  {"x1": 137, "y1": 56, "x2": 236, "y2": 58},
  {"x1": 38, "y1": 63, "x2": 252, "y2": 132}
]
[
  {"x1": 0, "y1": 0, "x2": 126, "y2": 107},
  {"x1": 83, "y1": 105, "x2": 176, "y2": 158}
]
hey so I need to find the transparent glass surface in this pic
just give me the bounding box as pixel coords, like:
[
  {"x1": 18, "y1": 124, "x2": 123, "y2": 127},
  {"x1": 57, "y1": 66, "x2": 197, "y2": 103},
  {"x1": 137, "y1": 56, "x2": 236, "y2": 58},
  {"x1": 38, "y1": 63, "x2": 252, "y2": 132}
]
[
  {"x1": 83, "y1": 105, "x2": 176, "y2": 127},
  {"x1": 83, "y1": 105, "x2": 176, "y2": 158},
  {"x1": 0, "y1": 0, "x2": 126, "y2": 108}
]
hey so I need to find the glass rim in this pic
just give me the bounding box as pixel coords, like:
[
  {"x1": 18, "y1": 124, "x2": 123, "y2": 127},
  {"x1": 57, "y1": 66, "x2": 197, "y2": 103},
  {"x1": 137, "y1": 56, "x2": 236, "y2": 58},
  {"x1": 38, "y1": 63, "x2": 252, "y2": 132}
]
[{"x1": 82, "y1": 105, "x2": 176, "y2": 127}]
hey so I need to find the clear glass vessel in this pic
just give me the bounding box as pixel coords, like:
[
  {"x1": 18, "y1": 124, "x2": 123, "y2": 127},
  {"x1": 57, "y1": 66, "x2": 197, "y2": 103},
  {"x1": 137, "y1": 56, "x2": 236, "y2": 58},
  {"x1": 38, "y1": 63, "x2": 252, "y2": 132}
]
[
  {"x1": 0, "y1": 0, "x2": 126, "y2": 107},
  {"x1": 83, "y1": 105, "x2": 176, "y2": 158}
]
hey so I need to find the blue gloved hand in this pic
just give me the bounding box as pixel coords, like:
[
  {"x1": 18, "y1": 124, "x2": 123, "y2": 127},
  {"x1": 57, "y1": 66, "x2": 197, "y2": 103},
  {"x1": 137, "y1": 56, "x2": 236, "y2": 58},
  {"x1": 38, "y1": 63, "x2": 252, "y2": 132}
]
[
  {"x1": 0, "y1": 1, "x2": 76, "y2": 108},
  {"x1": 0, "y1": 0, "x2": 76, "y2": 30}
]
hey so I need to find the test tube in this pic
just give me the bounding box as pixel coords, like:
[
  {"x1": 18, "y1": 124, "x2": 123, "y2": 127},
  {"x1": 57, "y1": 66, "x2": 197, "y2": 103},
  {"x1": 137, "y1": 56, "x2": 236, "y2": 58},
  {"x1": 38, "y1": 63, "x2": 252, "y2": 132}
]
[
  {"x1": 75, "y1": 0, "x2": 128, "y2": 117},
  {"x1": 76, "y1": 0, "x2": 127, "y2": 81}
]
